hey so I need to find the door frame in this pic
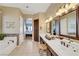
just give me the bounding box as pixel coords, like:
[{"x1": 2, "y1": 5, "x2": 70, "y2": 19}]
[{"x1": 33, "y1": 19, "x2": 39, "y2": 42}]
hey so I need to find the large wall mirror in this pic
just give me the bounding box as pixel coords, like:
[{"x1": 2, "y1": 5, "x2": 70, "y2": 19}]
[
  {"x1": 51, "y1": 20, "x2": 56, "y2": 35},
  {"x1": 51, "y1": 18, "x2": 60, "y2": 35},
  {"x1": 60, "y1": 11, "x2": 76, "y2": 37}
]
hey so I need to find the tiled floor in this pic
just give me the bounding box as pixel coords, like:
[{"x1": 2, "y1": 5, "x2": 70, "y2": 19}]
[{"x1": 9, "y1": 37, "x2": 40, "y2": 56}]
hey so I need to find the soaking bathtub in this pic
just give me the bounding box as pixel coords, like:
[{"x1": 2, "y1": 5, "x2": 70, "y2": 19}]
[{"x1": 0, "y1": 37, "x2": 17, "y2": 56}]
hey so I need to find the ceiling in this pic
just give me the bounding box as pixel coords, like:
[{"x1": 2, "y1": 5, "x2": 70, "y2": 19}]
[{"x1": 0, "y1": 3, "x2": 51, "y2": 15}]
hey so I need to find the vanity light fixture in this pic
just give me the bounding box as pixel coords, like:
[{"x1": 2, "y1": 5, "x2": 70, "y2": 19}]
[
  {"x1": 45, "y1": 19, "x2": 49, "y2": 23},
  {"x1": 72, "y1": 3, "x2": 78, "y2": 10},
  {"x1": 69, "y1": 3, "x2": 76, "y2": 9},
  {"x1": 49, "y1": 16, "x2": 53, "y2": 21},
  {"x1": 56, "y1": 3, "x2": 78, "y2": 17},
  {"x1": 56, "y1": 8, "x2": 62, "y2": 16},
  {"x1": 58, "y1": 9, "x2": 63, "y2": 14},
  {"x1": 64, "y1": 4, "x2": 69, "y2": 13},
  {"x1": 56, "y1": 12, "x2": 62, "y2": 16},
  {"x1": 46, "y1": 4, "x2": 78, "y2": 23},
  {"x1": 64, "y1": 9, "x2": 68, "y2": 13},
  {"x1": 61, "y1": 5, "x2": 66, "y2": 13},
  {"x1": 45, "y1": 16, "x2": 53, "y2": 23},
  {"x1": 56, "y1": 6, "x2": 64, "y2": 16},
  {"x1": 72, "y1": 6, "x2": 76, "y2": 9}
]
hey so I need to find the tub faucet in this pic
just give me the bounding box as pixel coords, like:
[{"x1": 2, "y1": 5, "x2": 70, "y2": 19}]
[{"x1": 9, "y1": 40, "x2": 14, "y2": 43}]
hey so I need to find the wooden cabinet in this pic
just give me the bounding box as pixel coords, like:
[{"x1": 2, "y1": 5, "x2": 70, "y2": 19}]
[
  {"x1": 47, "y1": 45, "x2": 58, "y2": 56},
  {"x1": 40, "y1": 37, "x2": 45, "y2": 44},
  {"x1": 40, "y1": 36, "x2": 58, "y2": 56},
  {"x1": 47, "y1": 48, "x2": 52, "y2": 56}
]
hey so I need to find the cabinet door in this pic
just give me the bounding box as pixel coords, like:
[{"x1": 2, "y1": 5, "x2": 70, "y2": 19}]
[
  {"x1": 47, "y1": 46, "x2": 58, "y2": 56},
  {"x1": 47, "y1": 48, "x2": 53, "y2": 56}
]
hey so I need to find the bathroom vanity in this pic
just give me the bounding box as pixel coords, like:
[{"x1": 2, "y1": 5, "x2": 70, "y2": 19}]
[
  {"x1": 40, "y1": 33, "x2": 79, "y2": 56},
  {"x1": 41, "y1": 6, "x2": 79, "y2": 56}
]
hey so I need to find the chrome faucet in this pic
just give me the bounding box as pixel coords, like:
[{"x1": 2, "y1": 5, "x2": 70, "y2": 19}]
[
  {"x1": 68, "y1": 40, "x2": 73, "y2": 43},
  {"x1": 60, "y1": 41, "x2": 70, "y2": 48},
  {"x1": 60, "y1": 41, "x2": 65, "y2": 46}
]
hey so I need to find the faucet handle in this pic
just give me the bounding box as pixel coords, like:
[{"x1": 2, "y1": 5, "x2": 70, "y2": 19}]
[
  {"x1": 60, "y1": 41, "x2": 65, "y2": 46},
  {"x1": 66, "y1": 44, "x2": 68, "y2": 47}
]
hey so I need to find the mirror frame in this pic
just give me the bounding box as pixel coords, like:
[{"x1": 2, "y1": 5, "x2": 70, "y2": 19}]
[
  {"x1": 51, "y1": 17, "x2": 60, "y2": 35},
  {"x1": 46, "y1": 22, "x2": 51, "y2": 33},
  {"x1": 58, "y1": 7, "x2": 79, "y2": 40}
]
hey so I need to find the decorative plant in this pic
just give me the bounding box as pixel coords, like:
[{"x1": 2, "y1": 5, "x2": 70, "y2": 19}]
[{"x1": 0, "y1": 33, "x2": 6, "y2": 40}]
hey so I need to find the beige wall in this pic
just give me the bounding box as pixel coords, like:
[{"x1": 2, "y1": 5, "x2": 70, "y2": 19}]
[
  {"x1": 32, "y1": 13, "x2": 46, "y2": 40},
  {"x1": 39, "y1": 13, "x2": 47, "y2": 33},
  {"x1": 32, "y1": 12, "x2": 46, "y2": 34},
  {"x1": 0, "y1": 6, "x2": 25, "y2": 45},
  {"x1": 32, "y1": 13, "x2": 39, "y2": 40},
  {"x1": 23, "y1": 14, "x2": 33, "y2": 19},
  {"x1": 0, "y1": 6, "x2": 23, "y2": 34}
]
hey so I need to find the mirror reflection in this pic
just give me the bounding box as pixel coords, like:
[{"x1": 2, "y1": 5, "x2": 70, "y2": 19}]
[
  {"x1": 46, "y1": 22, "x2": 51, "y2": 33},
  {"x1": 60, "y1": 11, "x2": 76, "y2": 37},
  {"x1": 51, "y1": 18, "x2": 60, "y2": 35}
]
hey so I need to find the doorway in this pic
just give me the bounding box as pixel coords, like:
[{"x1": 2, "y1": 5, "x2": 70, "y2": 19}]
[
  {"x1": 24, "y1": 18, "x2": 32, "y2": 38},
  {"x1": 34, "y1": 19, "x2": 39, "y2": 42}
]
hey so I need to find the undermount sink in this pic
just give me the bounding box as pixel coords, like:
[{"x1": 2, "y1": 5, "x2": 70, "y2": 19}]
[{"x1": 50, "y1": 38, "x2": 79, "y2": 56}]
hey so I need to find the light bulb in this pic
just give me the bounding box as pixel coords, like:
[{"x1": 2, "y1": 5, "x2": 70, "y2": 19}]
[
  {"x1": 65, "y1": 9, "x2": 68, "y2": 13},
  {"x1": 49, "y1": 17, "x2": 53, "y2": 21},
  {"x1": 56, "y1": 12, "x2": 61, "y2": 16},
  {"x1": 72, "y1": 5, "x2": 76, "y2": 10}
]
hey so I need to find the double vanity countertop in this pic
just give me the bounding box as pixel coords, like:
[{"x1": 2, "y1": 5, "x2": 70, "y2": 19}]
[{"x1": 40, "y1": 33, "x2": 79, "y2": 56}]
